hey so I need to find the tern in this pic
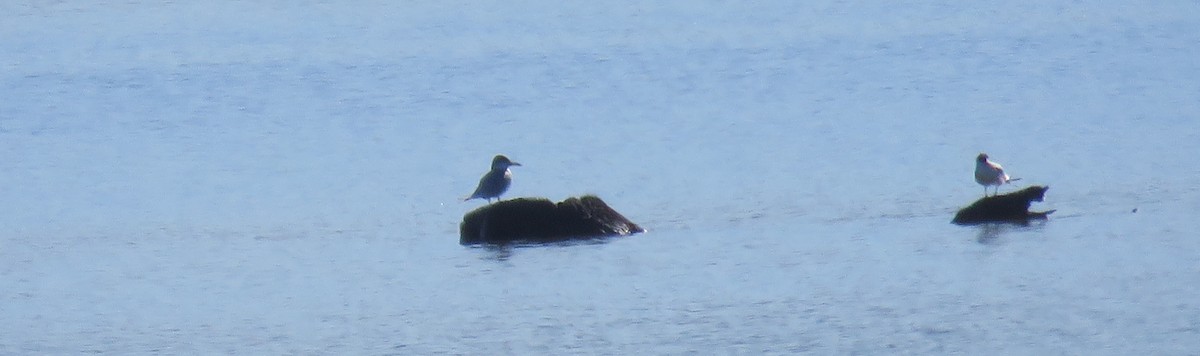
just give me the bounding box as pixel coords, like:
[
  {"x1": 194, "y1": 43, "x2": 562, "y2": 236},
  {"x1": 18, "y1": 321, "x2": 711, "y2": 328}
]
[{"x1": 464, "y1": 155, "x2": 521, "y2": 203}]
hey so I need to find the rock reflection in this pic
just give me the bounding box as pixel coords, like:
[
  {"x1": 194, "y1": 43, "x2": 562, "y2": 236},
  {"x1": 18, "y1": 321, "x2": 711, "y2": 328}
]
[
  {"x1": 975, "y1": 220, "x2": 1048, "y2": 245},
  {"x1": 975, "y1": 223, "x2": 1010, "y2": 245}
]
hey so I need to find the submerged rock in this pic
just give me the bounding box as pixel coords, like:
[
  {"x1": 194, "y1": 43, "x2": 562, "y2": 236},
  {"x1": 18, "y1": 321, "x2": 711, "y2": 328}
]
[
  {"x1": 460, "y1": 195, "x2": 644, "y2": 245},
  {"x1": 952, "y1": 186, "x2": 1056, "y2": 225}
]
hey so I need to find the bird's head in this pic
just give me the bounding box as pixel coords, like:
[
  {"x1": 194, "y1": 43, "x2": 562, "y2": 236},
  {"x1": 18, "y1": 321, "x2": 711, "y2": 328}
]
[
  {"x1": 492, "y1": 155, "x2": 521, "y2": 170},
  {"x1": 976, "y1": 153, "x2": 989, "y2": 163}
]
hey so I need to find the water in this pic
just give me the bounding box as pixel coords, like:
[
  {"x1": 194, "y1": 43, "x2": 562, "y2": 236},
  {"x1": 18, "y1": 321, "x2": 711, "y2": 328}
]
[{"x1": 3, "y1": 1, "x2": 1199, "y2": 354}]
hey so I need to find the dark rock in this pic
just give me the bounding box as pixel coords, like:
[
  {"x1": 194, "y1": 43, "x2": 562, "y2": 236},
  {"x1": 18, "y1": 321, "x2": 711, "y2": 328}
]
[
  {"x1": 952, "y1": 186, "x2": 1056, "y2": 225},
  {"x1": 460, "y1": 195, "x2": 644, "y2": 245}
]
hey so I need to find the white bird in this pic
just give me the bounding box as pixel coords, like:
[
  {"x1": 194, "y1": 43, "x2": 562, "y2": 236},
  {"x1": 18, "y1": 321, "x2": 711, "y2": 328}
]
[
  {"x1": 464, "y1": 155, "x2": 521, "y2": 203},
  {"x1": 975, "y1": 153, "x2": 1018, "y2": 197}
]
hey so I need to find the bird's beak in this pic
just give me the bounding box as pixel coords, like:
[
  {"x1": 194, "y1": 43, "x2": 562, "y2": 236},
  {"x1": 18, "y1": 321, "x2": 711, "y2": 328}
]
[{"x1": 511, "y1": 162, "x2": 522, "y2": 166}]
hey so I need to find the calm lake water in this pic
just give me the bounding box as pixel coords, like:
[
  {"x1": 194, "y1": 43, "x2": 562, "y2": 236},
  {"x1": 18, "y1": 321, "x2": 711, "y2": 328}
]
[{"x1": 3, "y1": 1, "x2": 1199, "y2": 354}]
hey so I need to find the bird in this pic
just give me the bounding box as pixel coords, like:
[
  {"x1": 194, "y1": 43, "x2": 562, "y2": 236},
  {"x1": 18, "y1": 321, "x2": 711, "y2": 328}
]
[
  {"x1": 974, "y1": 153, "x2": 1018, "y2": 197},
  {"x1": 464, "y1": 155, "x2": 521, "y2": 203}
]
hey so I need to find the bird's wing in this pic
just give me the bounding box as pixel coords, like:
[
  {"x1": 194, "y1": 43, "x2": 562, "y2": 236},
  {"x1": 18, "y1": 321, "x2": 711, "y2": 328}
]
[
  {"x1": 462, "y1": 174, "x2": 490, "y2": 201},
  {"x1": 994, "y1": 165, "x2": 1014, "y2": 183}
]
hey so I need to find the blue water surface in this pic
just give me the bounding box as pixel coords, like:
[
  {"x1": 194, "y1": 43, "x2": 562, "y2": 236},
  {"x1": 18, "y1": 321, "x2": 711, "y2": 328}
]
[{"x1": 2, "y1": 1, "x2": 1199, "y2": 354}]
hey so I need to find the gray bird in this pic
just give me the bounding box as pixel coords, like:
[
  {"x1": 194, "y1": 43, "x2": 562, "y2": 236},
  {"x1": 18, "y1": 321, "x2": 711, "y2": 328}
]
[{"x1": 464, "y1": 155, "x2": 521, "y2": 203}]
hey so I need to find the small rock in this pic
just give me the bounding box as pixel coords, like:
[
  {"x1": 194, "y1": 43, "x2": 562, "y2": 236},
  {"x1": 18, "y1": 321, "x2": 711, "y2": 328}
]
[
  {"x1": 953, "y1": 186, "x2": 1055, "y2": 225},
  {"x1": 460, "y1": 195, "x2": 644, "y2": 245}
]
